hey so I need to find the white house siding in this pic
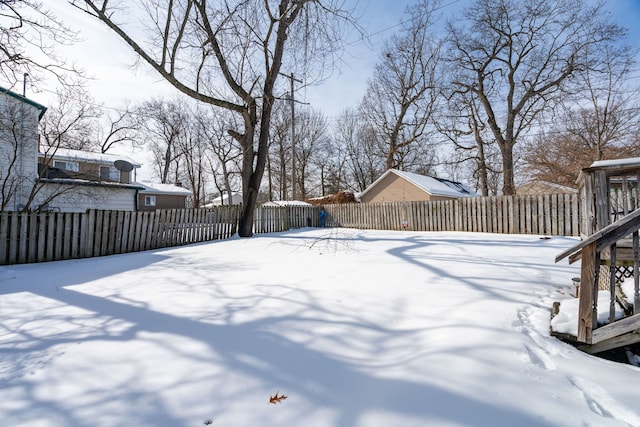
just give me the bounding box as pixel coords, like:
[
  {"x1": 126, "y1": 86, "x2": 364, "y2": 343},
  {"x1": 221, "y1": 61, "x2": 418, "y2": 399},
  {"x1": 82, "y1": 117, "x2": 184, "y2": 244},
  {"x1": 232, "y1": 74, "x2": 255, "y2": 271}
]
[
  {"x1": 33, "y1": 183, "x2": 137, "y2": 212},
  {"x1": 0, "y1": 90, "x2": 43, "y2": 211}
]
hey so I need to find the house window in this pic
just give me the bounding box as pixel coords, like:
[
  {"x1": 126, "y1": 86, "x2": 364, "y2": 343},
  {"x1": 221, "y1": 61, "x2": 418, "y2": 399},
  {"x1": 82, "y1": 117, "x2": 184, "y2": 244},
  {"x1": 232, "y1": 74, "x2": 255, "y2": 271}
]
[
  {"x1": 145, "y1": 195, "x2": 156, "y2": 207},
  {"x1": 100, "y1": 165, "x2": 121, "y2": 181},
  {"x1": 54, "y1": 160, "x2": 78, "y2": 172}
]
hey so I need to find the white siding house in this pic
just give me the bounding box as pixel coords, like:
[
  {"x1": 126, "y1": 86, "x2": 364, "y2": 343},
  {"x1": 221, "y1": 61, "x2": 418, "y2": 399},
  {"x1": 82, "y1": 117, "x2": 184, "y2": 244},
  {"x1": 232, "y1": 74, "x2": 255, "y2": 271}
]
[
  {"x1": 32, "y1": 182, "x2": 139, "y2": 212},
  {"x1": 1, "y1": 86, "x2": 146, "y2": 213},
  {"x1": 0, "y1": 87, "x2": 47, "y2": 211},
  {"x1": 35, "y1": 148, "x2": 143, "y2": 212},
  {"x1": 204, "y1": 192, "x2": 243, "y2": 206}
]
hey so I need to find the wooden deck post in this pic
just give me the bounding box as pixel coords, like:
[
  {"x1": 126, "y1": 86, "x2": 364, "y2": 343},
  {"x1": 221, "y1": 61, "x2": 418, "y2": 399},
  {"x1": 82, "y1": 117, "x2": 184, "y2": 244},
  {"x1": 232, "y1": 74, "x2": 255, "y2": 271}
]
[
  {"x1": 634, "y1": 231, "x2": 640, "y2": 315},
  {"x1": 578, "y1": 242, "x2": 598, "y2": 343}
]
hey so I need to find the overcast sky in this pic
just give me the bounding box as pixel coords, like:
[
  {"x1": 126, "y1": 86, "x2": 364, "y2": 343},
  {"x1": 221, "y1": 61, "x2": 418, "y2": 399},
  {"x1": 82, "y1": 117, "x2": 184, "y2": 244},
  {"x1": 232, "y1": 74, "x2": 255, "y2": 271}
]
[{"x1": 29, "y1": 1, "x2": 640, "y2": 121}]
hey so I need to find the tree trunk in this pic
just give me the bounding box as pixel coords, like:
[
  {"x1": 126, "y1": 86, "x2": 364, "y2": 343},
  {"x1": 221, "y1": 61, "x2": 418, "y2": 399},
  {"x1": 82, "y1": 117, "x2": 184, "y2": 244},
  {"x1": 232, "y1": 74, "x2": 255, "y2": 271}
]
[{"x1": 501, "y1": 145, "x2": 516, "y2": 195}]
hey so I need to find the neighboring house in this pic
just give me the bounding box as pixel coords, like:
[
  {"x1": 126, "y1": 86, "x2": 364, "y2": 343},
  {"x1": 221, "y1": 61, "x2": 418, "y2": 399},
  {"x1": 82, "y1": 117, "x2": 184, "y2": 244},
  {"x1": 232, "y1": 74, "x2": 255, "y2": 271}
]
[
  {"x1": 359, "y1": 169, "x2": 476, "y2": 203},
  {"x1": 34, "y1": 148, "x2": 144, "y2": 212},
  {"x1": 517, "y1": 180, "x2": 578, "y2": 195},
  {"x1": 204, "y1": 192, "x2": 243, "y2": 207},
  {"x1": 136, "y1": 181, "x2": 193, "y2": 211},
  {"x1": 1, "y1": 86, "x2": 166, "y2": 213},
  {"x1": 40, "y1": 148, "x2": 140, "y2": 184},
  {"x1": 0, "y1": 86, "x2": 47, "y2": 211}
]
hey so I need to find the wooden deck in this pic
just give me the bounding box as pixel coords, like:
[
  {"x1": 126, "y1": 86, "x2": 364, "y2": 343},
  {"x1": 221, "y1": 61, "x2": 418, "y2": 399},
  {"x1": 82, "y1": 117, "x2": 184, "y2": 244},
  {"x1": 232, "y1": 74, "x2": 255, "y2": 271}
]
[
  {"x1": 555, "y1": 208, "x2": 640, "y2": 349},
  {"x1": 581, "y1": 313, "x2": 640, "y2": 354}
]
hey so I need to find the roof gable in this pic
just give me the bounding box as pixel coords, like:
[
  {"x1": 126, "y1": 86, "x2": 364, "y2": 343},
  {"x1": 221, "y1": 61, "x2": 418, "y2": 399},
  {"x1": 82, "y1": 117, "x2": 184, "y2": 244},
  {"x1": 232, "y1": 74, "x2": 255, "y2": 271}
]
[{"x1": 0, "y1": 86, "x2": 47, "y2": 119}]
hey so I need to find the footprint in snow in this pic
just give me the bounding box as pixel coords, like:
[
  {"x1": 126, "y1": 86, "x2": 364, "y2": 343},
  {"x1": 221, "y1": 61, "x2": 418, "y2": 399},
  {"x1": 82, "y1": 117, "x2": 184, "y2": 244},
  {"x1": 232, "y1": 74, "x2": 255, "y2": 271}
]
[
  {"x1": 523, "y1": 342, "x2": 557, "y2": 371},
  {"x1": 568, "y1": 375, "x2": 640, "y2": 426}
]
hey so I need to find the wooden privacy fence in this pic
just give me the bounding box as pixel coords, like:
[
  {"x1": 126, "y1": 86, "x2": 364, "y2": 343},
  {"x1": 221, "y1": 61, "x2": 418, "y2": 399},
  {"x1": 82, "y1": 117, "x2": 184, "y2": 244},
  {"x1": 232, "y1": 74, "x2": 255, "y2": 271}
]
[
  {"x1": 0, "y1": 206, "x2": 242, "y2": 265},
  {"x1": 0, "y1": 205, "x2": 320, "y2": 265},
  {"x1": 324, "y1": 193, "x2": 580, "y2": 236},
  {"x1": 1, "y1": 194, "x2": 578, "y2": 265},
  {"x1": 253, "y1": 205, "x2": 317, "y2": 233}
]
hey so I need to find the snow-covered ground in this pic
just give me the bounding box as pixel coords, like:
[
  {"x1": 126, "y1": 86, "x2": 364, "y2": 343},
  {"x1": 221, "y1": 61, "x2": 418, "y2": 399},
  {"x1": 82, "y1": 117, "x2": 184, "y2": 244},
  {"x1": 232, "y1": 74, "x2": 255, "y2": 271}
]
[{"x1": 1, "y1": 228, "x2": 640, "y2": 427}]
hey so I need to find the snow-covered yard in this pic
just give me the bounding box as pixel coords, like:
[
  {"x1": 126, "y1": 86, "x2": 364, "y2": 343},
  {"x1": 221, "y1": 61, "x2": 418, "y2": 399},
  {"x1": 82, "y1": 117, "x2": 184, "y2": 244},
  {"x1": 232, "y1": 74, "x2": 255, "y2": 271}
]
[{"x1": 1, "y1": 228, "x2": 640, "y2": 427}]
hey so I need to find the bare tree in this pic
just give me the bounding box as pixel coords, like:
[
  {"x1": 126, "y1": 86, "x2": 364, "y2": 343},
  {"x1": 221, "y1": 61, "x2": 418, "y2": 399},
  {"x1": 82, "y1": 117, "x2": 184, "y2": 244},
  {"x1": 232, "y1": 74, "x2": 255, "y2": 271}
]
[
  {"x1": 561, "y1": 40, "x2": 639, "y2": 162},
  {"x1": 445, "y1": 0, "x2": 626, "y2": 195},
  {"x1": 294, "y1": 108, "x2": 329, "y2": 199},
  {"x1": 334, "y1": 109, "x2": 385, "y2": 192},
  {"x1": 360, "y1": 0, "x2": 441, "y2": 171},
  {"x1": 522, "y1": 122, "x2": 640, "y2": 188},
  {"x1": 314, "y1": 134, "x2": 345, "y2": 197},
  {"x1": 193, "y1": 106, "x2": 242, "y2": 206},
  {"x1": 436, "y1": 89, "x2": 503, "y2": 195},
  {"x1": 97, "y1": 106, "x2": 140, "y2": 154},
  {"x1": 38, "y1": 84, "x2": 98, "y2": 151},
  {"x1": 36, "y1": 84, "x2": 138, "y2": 155},
  {"x1": 178, "y1": 117, "x2": 208, "y2": 208},
  {"x1": 266, "y1": 102, "x2": 291, "y2": 200},
  {"x1": 137, "y1": 98, "x2": 188, "y2": 184},
  {"x1": 0, "y1": 0, "x2": 81, "y2": 89},
  {"x1": 522, "y1": 32, "x2": 640, "y2": 187},
  {"x1": 75, "y1": 0, "x2": 353, "y2": 236}
]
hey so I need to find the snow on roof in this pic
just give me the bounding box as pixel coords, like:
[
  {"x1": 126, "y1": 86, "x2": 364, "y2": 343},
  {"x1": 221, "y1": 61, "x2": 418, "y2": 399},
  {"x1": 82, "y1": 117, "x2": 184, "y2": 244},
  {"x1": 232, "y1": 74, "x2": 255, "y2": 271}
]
[
  {"x1": 135, "y1": 181, "x2": 193, "y2": 196},
  {"x1": 262, "y1": 200, "x2": 312, "y2": 207},
  {"x1": 40, "y1": 148, "x2": 141, "y2": 168},
  {"x1": 204, "y1": 192, "x2": 243, "y2": 207},
  {"x1": 38, "y1": 178, "x2": 144, "y2": 190},
  {"x1": 588, "y1": 157, "x2": 640, "y2": 169},
  {"x1": 362, "y1": 169, "x2": 476, "y2": 199}
]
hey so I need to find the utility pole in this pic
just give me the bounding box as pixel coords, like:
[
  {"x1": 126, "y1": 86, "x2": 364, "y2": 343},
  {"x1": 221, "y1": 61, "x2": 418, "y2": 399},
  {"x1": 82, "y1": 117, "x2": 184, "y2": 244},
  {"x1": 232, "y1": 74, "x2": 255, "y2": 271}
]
[{"x1": 280, "y1": 72, "x2": 302, "y2": 200}]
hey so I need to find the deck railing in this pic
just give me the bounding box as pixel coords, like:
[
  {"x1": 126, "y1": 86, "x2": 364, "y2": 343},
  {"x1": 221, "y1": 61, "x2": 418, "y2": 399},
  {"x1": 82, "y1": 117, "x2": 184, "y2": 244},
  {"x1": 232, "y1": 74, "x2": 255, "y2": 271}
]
[{"x1": 555, "y1": 208, "x2": 640, "y2": 348}]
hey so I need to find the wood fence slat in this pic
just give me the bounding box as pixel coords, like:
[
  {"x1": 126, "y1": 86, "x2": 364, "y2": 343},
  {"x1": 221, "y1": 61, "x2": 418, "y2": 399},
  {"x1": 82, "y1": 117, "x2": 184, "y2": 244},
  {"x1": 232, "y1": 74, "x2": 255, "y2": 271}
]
[
  {"x1": 106, "y1": 211, "x2": 117, "y2": 255},
  {"x1": 133, "y1": 211, "x2": 142, "y2": 251},
  {"x1": 100, "y1": 210, "x2": 109, "y2": 256},
  {"x1": 155, "y1": 210, "x2": 165, "y2": 247},
  {"x1": 28, "y1": 213, "x2": 37, "y2": 263},
  {"x1": 52, "y1": 214, "x2": 61, "y2": 259},
  {"x1": 552, "y1": 194, "x2": 559, "y2": 236},
  {"x1": 9, "y1": 213, "x2": 18, "y2": 264},
  {"x1": 0, "y1": 212, "x2": 7, "y2": 264},
  {"x1": 169, "y1": 209, "x2": 178, "y2": 245},
  {"x1": 140, "y1": 212, "x2": 150, "y2": 250},
  {"x1": 70, "y1": 213, "x2": 79, "y2": 259},
  {"x1": 92, "y1": 210, "x2": 101, "y2": 256},
  {"x1": 37, "y1": 213, "x2": 47, "y2": 262},
  {"x1": 544, "y1": 194, "x2": 552, "y2": 235},
  {"x1": 148, "y1": 211, "x2": 157, "y2": 249},
  {"x1": 46, "y1": 213, "x2": 55, "y2": 261},
  {"x1": 122, "y1": 211, "x2": 132, "y2": 252},
  {"x1": 82, "y1": 210, "x2": 92, "y2": 258},
  {"x1": 114, "y1": 211, "x2": 124, "y2": 254}
]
